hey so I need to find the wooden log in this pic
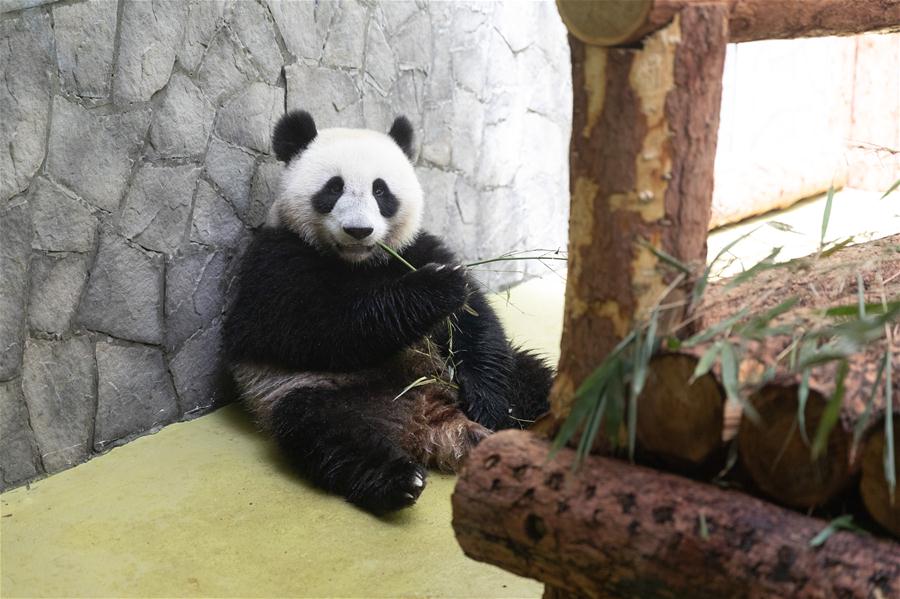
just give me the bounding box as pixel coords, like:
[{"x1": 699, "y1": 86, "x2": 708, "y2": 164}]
[
  {"x1": 557, "y1": 0, "x2": 900, "y2": 47},
  {"x1": 862, "y1": 413, "x2": 900, "y2": 537},
  {"x1": 549, "y1": 4, "x2": 728, "y2": 424},
  {"x1": 636, "y1": 352, "x2": 726, "y2": 468},
  {"x1": 453, "y1": 430, "x2": 900, "y2": 599},
  {"x1": 694, "y1": 235, "x2": 900, "y2": 508}
]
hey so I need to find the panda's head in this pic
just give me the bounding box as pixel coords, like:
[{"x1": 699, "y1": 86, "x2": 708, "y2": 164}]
[{"x1": 267, "y1": 110, "x2": 423, "y2": 264}]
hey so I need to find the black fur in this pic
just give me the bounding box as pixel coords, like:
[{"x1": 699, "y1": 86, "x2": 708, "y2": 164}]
[
  {"x1": 388, "y1": 116, "x2": 414, "y2": 159},
  {"x1": 273, "y1": 110, "x2": 318, "y2": 163},
  {"x1": 224, "y1": 229, "x2": 552, "y2": 510}
]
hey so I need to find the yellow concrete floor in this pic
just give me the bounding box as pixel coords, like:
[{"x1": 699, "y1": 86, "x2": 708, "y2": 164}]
[{"x1": 0, "y1": 277, "x2": 565, "y2": 599}]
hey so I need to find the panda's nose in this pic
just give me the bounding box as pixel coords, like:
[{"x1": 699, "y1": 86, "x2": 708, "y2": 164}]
[{"x1": 343, "y1": 226, "x2": 373, "y2": 240}]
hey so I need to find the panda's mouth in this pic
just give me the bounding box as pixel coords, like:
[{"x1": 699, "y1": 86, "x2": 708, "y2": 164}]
[{"x1": 336, "y1": 242, "x2": 376, "y2": 259}]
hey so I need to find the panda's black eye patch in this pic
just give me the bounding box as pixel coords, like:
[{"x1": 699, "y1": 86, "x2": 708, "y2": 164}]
[
  {"x1": 372, "y1": 178, "x2": 398, "y2": 218},
  {"x1": 312, "y1": 176, "x2": 344, "y2": 213}
]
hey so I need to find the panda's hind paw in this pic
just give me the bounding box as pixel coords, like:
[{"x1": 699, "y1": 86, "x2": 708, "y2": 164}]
[{"x1": 350, "y1": 457, "x2": 427, "y2": 513}]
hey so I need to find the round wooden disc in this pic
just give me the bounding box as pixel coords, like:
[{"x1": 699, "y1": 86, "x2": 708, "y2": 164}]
[
  {"x1": 556, "y1": 0, "x2": 654, "y2": 46},
  {"x1": 636, "y1": 353, "x2": 725, "y2": 466},
  {"x1": 860, "y1": 415, "x2": 900, "y2": 538},
  {"x1": 738, "y1": 384, "x2": 852, "y2": 509}
]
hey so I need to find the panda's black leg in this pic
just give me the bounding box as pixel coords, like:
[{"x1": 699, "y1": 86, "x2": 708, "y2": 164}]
[
  {"x1": 269, "y1": 388, "x2": 426, "y2": 513},
  {"x1": 502, "y1": 348, "x2": 554, "y2": 429}
]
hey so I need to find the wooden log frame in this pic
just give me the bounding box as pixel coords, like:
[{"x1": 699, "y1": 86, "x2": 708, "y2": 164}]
[
  {"x1": 557, "y1": 0, "x2": 900, "y2": 47},
  {"x1": 453, "y1": 431, "x2": 900, "y2": 599},
  {"x1": 454, "y1": 0, "x2": 900, "y2": 596},
  {"x1": 548, "y1": 3, "x2": 729, "y2": 420}
]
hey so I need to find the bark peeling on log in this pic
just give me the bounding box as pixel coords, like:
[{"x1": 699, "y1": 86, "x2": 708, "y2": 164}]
[
  {"x1": 550, "y1": 6, "x2": 728, "y2": 425},
  {"x1": 453, "y1": 430, "x2": 900, "y2": 599}
]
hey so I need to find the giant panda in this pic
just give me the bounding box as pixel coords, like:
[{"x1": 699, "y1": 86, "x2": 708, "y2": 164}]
[{"x1": 223, "y1": 110, "x2": 554, "y2": 513}]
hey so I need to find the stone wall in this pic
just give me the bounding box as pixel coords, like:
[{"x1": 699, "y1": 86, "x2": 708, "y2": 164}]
[{"x1": 0, "y1": 0, "x2": 572, "y2": 489}]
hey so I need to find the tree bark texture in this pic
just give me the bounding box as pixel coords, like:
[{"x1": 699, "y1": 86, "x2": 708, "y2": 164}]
[
  {"x1": 557, "y1": 0, "x2": 900, "y2": 47},
  {"x1": 453, "y1": 430, "x2": 900, "y2": 599},
  {"x1": 549, "y1": 5, "x2": 728, "y2": 421}
]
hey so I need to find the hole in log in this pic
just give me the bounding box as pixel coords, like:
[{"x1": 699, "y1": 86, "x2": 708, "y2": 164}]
[
  {"x1": 652, "y1": 505, "x2": 675, "y2": 524},
  {"x1": 615, "y1": 492, "x2": 637, "y2": 514},
  {"x1": 483, "y1": 454, "x2": 501, "y2": 469},
  {"x1": 545, "y1": 471, "x2": 564, "y2": 490},
  {"x1": 524, "y1": 514, "x2": 547, "y2": 542},
  {"x1": 512, "y1": 464, "x2": 528, "y2": 480}
]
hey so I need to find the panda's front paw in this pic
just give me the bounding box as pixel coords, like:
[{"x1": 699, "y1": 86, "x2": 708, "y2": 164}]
[
  {"x1": 459, "y1": 386, "x2": 511, "y2": 431},
  {"x1": 408, "y1": 262, "x2": 468, "y2": 315},
  {"x1": 349, "y1": 457, "x2": 427, "y2": 513}
]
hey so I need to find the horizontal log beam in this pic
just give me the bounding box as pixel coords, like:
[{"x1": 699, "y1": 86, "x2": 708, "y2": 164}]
[
  {"x1": 453, "y1": 430, "x2": 900, "y2": 599},
  {"x1": 557, "y1": 0, "x2": 900, "y2": 46}
]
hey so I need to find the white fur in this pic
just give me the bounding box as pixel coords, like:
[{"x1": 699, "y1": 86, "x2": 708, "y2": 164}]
[{"x1": 267, "y1": 127, "x2": 424, "y2": 262}]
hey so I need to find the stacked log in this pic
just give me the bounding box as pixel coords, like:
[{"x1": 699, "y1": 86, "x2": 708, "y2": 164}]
[
  {"x1": 453, "y1": 431, "x2": 900, "y2": 599},
  {"x1": 626, "y1": 234, "x2": 900, "y2": 531}
]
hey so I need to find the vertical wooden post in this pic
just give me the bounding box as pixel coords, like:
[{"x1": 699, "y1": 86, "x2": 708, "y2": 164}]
[{"x1": 549, "y1": 5, "x2": 730, "y2": 421}]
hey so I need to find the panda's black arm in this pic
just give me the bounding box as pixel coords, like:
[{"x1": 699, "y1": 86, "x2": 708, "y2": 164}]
[
  {"x1": 403, "y1": 233, "x2": 515, "y2": 430},
  {"x1": 444, "y1": 286, "x2": 515, "y2": 430},
  {"x1": 224, "y1": 232, "x2": 467, "y2": 370}
]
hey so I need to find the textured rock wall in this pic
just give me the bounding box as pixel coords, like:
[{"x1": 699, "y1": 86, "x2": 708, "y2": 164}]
[{"x1": 0, "y1": 0, "x2": 571, "y2": 489}]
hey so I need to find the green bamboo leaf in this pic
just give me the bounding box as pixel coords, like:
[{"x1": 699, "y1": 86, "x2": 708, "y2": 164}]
[
  {"x1": 720, "y1": 343, "x2": 761, "y2": 425},
  {"x1": 690, "y1": 341, "x2": 722, "y2": 383},
  {"x1": 885, "y1": 348, "x2": 896, "y2": 504},
  {"x1": 809, "y1": 515, "x2": 867, "y2": 547},
  {"x1": 881, "y1": 177, "x2": 900, "y2": 199},
  {"x1": 683, "y1": 308, "x2": 750, "y2": 348},
  {"x1": 640, "y1": 240, "x2": 692, "y2": 274},
  {"x1": 392, "y1": 376, "x2": 433, "y2": 401},
  {"x1": 819, "y1": 185, "x2": 835, "y2": 251},
  {"x1": 825, "y1": 300, "x2": 900, "y2": 318},
  {"x1": 797, "y1": 369, "x2": 811, "y2": 445},
  {"x1": 693, "y1": 226, "x2": 763, "y2": 309},
  {"x1": 812, "y1": 360, "x2": 849, "y2": 460},
  {"x1": 852, "y1": 356, "x2": 885, "y2": 452},
  {"x1": 604, "y1": 364, "x2": 626, "y2": 443},
  {"x1": 820, "y1": 236, "x2": 855, "y2": 258},
  {"x1": 726, "y1": 247, "x2": 784, "y2": 288},
  {"x1": 857, "y1": 273, "x2": 866, "y2": 319},
  {"x1": 768, "y1": 221, "x2": 801, "y2": 234}
]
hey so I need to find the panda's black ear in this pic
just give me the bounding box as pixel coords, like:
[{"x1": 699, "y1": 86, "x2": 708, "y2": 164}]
[
  {"x1": 272, "y1": 110, "x2": 317, "y2": 163},
  {"x1": 388, "y1": 116, "x2": 414, "y2": 160}
]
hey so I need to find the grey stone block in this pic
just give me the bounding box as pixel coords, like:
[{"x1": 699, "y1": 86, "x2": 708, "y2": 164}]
[
  {"x1": 178, "y1": 0, "x2": 227, "y2": 73},
  {"x1": 0, "y1": 10, "x2": 52, "y2": 202},
  {"x1": 113, "y1": 0, "x2": 187, "y2": 104},
  {"x1": 322, "y1": 0, "x2": 366, "y2": 70},
  {"x1": 231, "y1": 0, "x2": 283, "y2": 85},
  {"x1": 165, "y1": 245, "x2": 230, "y2": 351},
  {"x1": 78, "y1": 230, "x2": 164, "y2": 344},
  {"x1": 22, "y1": 336, "x2": 95, "y2": 474},
  {"x1": 364, "y1": 19, "x2": 396, "y2": 95},
  {"x1": 94, "y1": 341, "x2": 178, "y2": 450},
  {"x1": 53, "y1": 0, "x2": 117, "y2": 98},
  {"x1": 0, "y1": 379, "x2": 41, "y2": 490},
  {"x1": 119, "y1": 163, "x2": 201, "y2": 255},
  {"x1": 247, "y1": 161, "x2": 282, "y2": 228},
  {"x1": 285, "y1": 64, "x2": 361, "y2": 129},
  {"x1": 169, "y1": 318, "x2": 226, "y2": 414},
  {"x1": 28, "y1": 252, "x2": 90, "y2": 335},
  {"x1": 190, "y1": 179, "x2": 244, "y2": 248},
  {"x1": 394, "y1": 10, "x2": 432, "y2": 73},
  {"x1": 196, "y1": 29, "x2": 256, "y2": 104},
  {"x1": 150, "y1": 73, "x2": 216, "y2": 157},
  {"x1": 46, "y1": 97, "x2": 151, "y2": 212},
  {"x1": 265, "y1": 0, "x2": 318, "y2": 60},
  {"x1": 29, "y1": 177, "x2": 97, "y2": 253},
  {"x1": 379, "y1": 0, "x2": 420, "y2": 35},
  {"x1": 204, "y1": 137, "x2": 256, "y2": 217},
  {"x1": 215, "y1": 82, "x2": 283, "y2": 154},
  {"x1": 0, "y1": 199, "x2": 31, "y2": 381}
]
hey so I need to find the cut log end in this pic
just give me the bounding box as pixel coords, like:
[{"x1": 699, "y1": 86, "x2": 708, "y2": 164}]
[
  {"x1": 637, "y1": 353, "x2": 725, "y2": 467},
  {"x1": 556, "y1": 0, "x2": 653, "y2": 46},
  {"x1": 861, "y1": 414, "x2": 900, "y2": 537},
  {"x1": 738, "y1": 383, "x2": 853, "y2": 509}
]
